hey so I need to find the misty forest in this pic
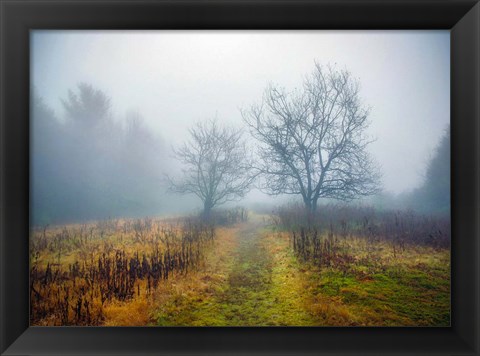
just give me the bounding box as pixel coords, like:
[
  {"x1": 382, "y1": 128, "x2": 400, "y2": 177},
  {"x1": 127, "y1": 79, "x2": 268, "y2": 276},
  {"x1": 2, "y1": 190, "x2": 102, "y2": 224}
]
[{"x1": 30, "y1": 32, "x2": 450, "y2": 326}]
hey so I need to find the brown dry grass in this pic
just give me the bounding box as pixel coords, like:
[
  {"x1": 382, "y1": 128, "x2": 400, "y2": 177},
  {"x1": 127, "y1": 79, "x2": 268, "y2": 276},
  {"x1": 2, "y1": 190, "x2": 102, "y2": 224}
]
[
  {"x1": 30, "y1": 216, "x2": 217, "y2": 326},
  {"x1": 71, "y1": 225, "x2": 236, "y2": 326}
]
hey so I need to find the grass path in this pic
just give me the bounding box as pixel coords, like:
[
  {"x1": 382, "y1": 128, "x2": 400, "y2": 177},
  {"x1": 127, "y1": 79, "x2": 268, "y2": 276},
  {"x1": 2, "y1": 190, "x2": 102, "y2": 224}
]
[
  {"x1": 152, "y1": 216, "x2": 314, "y2": 326},
  {"x1": 214, "y1": 217, "x2": 314, "y2": 325},
  {"x1": 217, "y1": 218, "x2": 278, "y2": 325}
]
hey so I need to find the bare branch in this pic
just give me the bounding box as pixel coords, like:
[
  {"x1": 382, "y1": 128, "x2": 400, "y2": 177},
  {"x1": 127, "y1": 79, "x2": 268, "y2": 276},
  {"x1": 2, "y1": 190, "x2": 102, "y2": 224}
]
[
  {"x1": 242, "y1": 62, "x2": 381, "y2": 212},
  {"x1": 168, "y1": 119, "x2": 254, "y2": 217}
]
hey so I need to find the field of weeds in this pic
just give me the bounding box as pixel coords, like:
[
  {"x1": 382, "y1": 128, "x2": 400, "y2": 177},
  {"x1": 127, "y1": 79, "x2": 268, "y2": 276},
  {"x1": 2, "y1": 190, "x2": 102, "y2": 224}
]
[
  {"x1": 30, "y1": 216, "x2": 217, "y2": 325},
  {"x1": 30, "y1": 205, "x2": 450, "y2": 326}
]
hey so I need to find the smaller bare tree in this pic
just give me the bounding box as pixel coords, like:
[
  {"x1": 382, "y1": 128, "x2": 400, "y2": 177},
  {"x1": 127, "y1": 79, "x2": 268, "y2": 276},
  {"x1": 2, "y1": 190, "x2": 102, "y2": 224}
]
[{"x1": 168, "y1": 120, "x2": 253, "y2": 218}]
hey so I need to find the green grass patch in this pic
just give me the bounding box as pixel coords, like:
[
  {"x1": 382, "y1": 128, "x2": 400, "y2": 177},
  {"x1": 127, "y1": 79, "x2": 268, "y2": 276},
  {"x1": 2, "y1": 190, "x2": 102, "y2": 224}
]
[{"x1": 308, "y1": 260, "x2": 450, "y2": 326}]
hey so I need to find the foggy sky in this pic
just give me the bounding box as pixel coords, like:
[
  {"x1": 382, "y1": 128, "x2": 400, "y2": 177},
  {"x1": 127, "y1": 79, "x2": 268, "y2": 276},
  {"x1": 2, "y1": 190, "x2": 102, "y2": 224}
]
[{"x1": 31, "y1": 30, "x2": 450, "y2": 195}]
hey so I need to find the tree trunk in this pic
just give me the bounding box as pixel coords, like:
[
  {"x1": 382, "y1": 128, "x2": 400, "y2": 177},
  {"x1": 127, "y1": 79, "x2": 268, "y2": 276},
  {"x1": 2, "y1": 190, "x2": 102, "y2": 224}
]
[
  {"x1": 202, "y1": 201, "x2": 213, "y2": 221},
  {"x1": 311, "y1": 197, "x2": 318, "y2": 213},
  {"x1": 303, "y1": 196, "x2": 318, "y2": 226}
]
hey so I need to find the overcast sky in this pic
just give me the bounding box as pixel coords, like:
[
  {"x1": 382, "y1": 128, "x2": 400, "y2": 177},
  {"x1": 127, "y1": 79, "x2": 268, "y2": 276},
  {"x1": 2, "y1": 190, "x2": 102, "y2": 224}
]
[{"x1": 31, "y1": 30, "x2": 449, "y2": 195}]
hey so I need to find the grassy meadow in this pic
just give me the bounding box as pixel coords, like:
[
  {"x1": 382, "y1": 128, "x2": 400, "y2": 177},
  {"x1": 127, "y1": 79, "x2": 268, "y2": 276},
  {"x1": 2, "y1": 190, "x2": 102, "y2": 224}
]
[
  {"x1": 30, "y1": 206, "x2": 450, "y2": 327},
  {"x1": 29, "y1": 31, "x2": 451, "y2": 328}
]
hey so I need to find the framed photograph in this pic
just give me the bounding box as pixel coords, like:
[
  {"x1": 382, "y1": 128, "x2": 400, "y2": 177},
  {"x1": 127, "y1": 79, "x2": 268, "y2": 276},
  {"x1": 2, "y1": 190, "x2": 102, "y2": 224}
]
[{"x1": 1, "y1": 0, "x2": 479, "y2": 355}]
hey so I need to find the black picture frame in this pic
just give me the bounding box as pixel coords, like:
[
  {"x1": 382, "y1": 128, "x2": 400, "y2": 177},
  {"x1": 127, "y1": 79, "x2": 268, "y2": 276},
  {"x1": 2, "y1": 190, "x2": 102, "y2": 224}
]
[{"x1": 1, "y1": 0, "x2": 479, "y2": 355}]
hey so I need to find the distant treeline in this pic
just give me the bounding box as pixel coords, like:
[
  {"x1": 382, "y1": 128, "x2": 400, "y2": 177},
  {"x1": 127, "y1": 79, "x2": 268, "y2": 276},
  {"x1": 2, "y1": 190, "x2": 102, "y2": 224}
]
[
  {"x1": 366, "y1": 127, "x2": 450, "y2": 216},
  {"x1": 31, "y1": 84, "x2": 167, "y2": 225},
  {"x1": 406, "y1": 127, "x2": 450, "y2": 214}
]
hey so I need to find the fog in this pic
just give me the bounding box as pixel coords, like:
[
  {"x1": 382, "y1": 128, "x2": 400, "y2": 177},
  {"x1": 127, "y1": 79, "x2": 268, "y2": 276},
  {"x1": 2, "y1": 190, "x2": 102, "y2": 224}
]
[{"x1": 30, "y1": 31, "x2": 450, "y2": 225}]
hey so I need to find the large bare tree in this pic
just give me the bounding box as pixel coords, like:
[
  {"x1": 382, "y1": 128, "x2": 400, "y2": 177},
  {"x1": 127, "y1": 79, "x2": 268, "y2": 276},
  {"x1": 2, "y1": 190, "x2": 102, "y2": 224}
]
[
  {"x1": 168, "y1": 120, "x2": 253, "y2": 217},
  {"x1": 242, "y1": 63, "x2": 381, "y2": 213}
]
